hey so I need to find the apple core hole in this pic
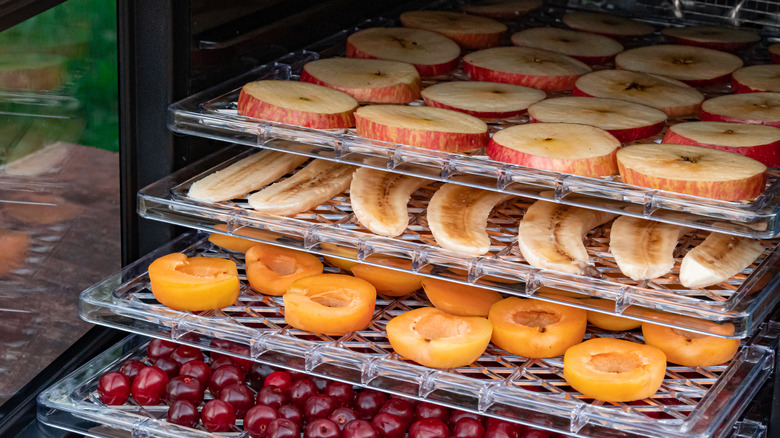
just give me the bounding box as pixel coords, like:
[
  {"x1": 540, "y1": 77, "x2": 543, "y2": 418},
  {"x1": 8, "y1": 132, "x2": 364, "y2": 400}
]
[
  {"x1": 589, "y1": 352, "x2": 641, "y2": 374},
  {"x1": 414, "y1": 314, "x2": 465, "y2": 340},
  {"x1": 512, "y1": 310, "x2": 560, "y2": 328}
]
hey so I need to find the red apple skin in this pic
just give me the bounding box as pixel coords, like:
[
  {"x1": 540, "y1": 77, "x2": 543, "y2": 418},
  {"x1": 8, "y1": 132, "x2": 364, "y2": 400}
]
[
  {"x1": 570, "y1": 54, "x2": 617, "y2": 66},
  {"x1": 527, "y1": 115, "x2": 664, "y2": 143},
  {"x1": 237, "y1": 88, "x2": 356, "y2": 129},
  {"x1": 422, "y1": 96, "x2": 528, "y2": 119},
  {"x1": 444, "y1": 32, "x2": 503, "y2": 51},
  {"x1": 618, "y1": 162, "x2": 766, "y2": 201},
  {"x1": 662, "y1": 129, "x2": 780, "y2": 167},
  {"x1": 613, "y1": 62, "x2": 733, "y2": 88},
  {"x1": 662, "y1": 35, "x2": 756, "y2": 53},
  {"x1": 464, "y1": 62, "x2": 581, "y2": 92},
  {"x1": 571, "y1": 86, "x2": 701, "y2": 118},
  {"x1": 345, "y1": 41, "x2": 460, "y2": 77},
  {"x1": 730, "y1": 76, "x2": 780, "y2": 94},
  {"x1": 355, "y1": 116, "x2": 488, "y2": 153},
  {"x1": 699, "y1": 111, "x2": 780, "y2": 129},
  {"x1": 299, "y1": 69, "x2": 422, "y2": 104},
  {"x1": 487, "y1": 139, "x2": 618, "y2": 178}
]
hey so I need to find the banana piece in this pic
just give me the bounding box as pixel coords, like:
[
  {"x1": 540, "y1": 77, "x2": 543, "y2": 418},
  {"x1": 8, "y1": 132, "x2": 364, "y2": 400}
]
[
  {"x1": 518, "y1": 201, "x2": 616, "y2": 275},
  {"x1": 427, "y1": 184, "x2": 514, "y2": 256},
  {"x1": 247, "y1": 159, "x2": 355, "y2": 215},
  {"x1": 188, "y1": 148, "x2": 308, "y2": 202},
  {"x1": 350, "y1": 168, "x2": 428, "y2": 237},
  {"x1": 609, "y1": 216, "x2": 688, "y2": 281},
  {"x1": 680, "y1": 233, "x2": 764, "y2": 289}
]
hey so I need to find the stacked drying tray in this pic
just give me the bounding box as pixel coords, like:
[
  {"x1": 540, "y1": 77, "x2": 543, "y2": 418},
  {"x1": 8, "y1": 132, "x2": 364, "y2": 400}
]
[{"x1": 42, "y1": 1, "x2": 780, "y2": 437}]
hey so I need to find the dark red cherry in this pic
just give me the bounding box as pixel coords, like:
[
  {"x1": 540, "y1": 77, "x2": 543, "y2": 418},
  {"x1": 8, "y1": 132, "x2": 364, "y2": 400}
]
[
  {"x1": 290, "y1": 377, "x2": 320, "y2": 407},
  {"x1": 153, "y1": 357, "x2": 180, "y2": 378},
  {"x1": 371, "y1": 413, "x2": 406, "y2": 438},
  {"x1": 211, "y1": 356, "x2": 239, "y2": 371},
  {"x1": 208, "y1": 364, "x2": 245, "y2": 397},
  {"x1": 170, "y1": 345, "x2": 204, "y2": 365},
  {"x1": 278, "y1": 403, "x2": 304, "y2": 428},
  {"x1": 379, "y1": 398, "x2": 414, "y2": 427},
  {"x1": 414, "y1": 402, "x2": 449, "y2": 423},
  {"x1": 179, "y1": 360, "x2": 211, "y2": 385},
  {"x1": 210, "y1": 339, "x2": 252, "y2": 372},
  {"x1": 257, "y1": 385, "x2": 289, "y2": 408},
  {"x1": 219, "y1": 383, "x2": 255, "y2": 418},
  {"x1": 167, "y1": 399, "x2": 199, "y2": 427},
  {"x1": 324, "y1": 381, "x2": 355, "y2": 407},
  {"x1": 313, "y1": 377, "x2": 329, "y2": 392},
  {"x1": 329, "y1": 407, "x2": 359, "y2": 429},
  {"x1": 249, "y1": 363, "x2": 277, "y2": 389},
  {"x1": 265, "y1": 371, "x2": 294, "y2": 392},
  {"x1": 453, "y1": 417, "x2": 485, "y2": 438},
  {"x1": 409, "y1": 418, "x2": 450, "y2": 438},
  {"x1": 147, "y1": 338, "x2": 176, "y2": 361},
  {"x1": 343, "y1": 420, "x2": 378, "y2": 438},
  {"x1": 484, "y1": 422, "x2": 521, "y2": 438},
  {"x1": 118, "y1": 359, "x2": 146, "y2": 383},
  {"x1": 202, "y1": 399, "x2": 237, "y2": 432},
  {"x1": 449, "y1": 410, "x2": 483, "y2": 428},
  {"x1": 305, "y1": 394, "x2": 339, "y2": 420},
  {"x1": 267, "y1": 418, "x2": 300, "y2": 438},
  {"x1": 520, "y1": 431, "x2": 549, "y2": 438},
  {"x1": 245, "y1": 404, "x2": 280, "y2": 438},
  {"x1": 353, "y1": 390, "x2": 387, "y2": 420},
  {"x1": 131, "y1": 366, "x2": 169, "y2": 405},
  {"x1": 305, "y1": 418, "x2": 342, "y2": 438},
  {"x1": 165, "y1": 375, "x2": 204, "y2": 405},
  {"x1": 98, "y1": 372, "x2": 130, "y2": 405}
]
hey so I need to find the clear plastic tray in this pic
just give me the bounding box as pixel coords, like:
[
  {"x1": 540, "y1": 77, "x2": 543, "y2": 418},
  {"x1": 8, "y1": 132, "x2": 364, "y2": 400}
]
[
  {"x1": 137, "y1": 146, "x2": 780, "y2": 338},
  {"x1": 74, "y1": 234, "x2": 779, "y2": 438}
]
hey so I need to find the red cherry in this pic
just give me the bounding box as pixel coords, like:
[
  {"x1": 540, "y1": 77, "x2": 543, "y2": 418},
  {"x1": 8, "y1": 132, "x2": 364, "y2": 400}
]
[
  {"x1": 414, "y1": 402, "x2": 449, "y2": 423},
  {"x1": 305, "y1": 418, "x2": 342, "y2": 438},
  {"x1": 484, "y1": 422, "x2": 521, "y2": 438},
  {"x1": 343, "y1": 419, "x2": 378, "y2": 438},
  {"x1": 258, "y1": 385, "x2": 290, "y2": 408},
  {"x1": 268, "y1": 418, "x2": 301, "y2": 438},
  {"x1": 165, "y1": 375, "x2": 204, "y2": 405},
  {"x1": 147, "y1": 338, "x2": 176, "y2": 361},
  {"x1": 249, "y1": 363, "x2": 277, "y2": 389},
  {"x1": 131, "y1": 366, "x2": 169, "y2": 405},
  {"x1": 211, "y1": 356, "x2": 239, "y2": 371},
  {"x1": 324, "y1": 381, "x2": 355, "y2": 407},
  {"x1": 170, "y1": 345, "x2": 204, "y2": 365},
  {"x1": 210, "y1": 339, "x2": 252, "y2": 372},
  {"x1": 379, "y1": 398, "x2": 414, "y2": 427},
  {"x1": 520, "y1": 430, "x2": 550, "y2": 438},
  {"x1": 409, "y1": 419, "x2": 450, "y2": 438},
  {"x1": 290, "y1": 378, "x2": 320, "y2": 407},
  {"x1": 208, "y1": 364, "x2": 245, "y2": 397},
  {"x1": 97, "y1": 372, "x2": 130, "y2": 405},
  {"x1": 219, "y1": 383, "x2": 255, "y2": 418},
  {"x1": 485, "y1": 418, "x2": 523, "y2": 433},
  {"x1": 329, "y1": 407, "x2": 359, "y2": 429},
  {"x1": 371, "y1": 413, "x2": 406, "y2": 438},
  {"x1": 278, "y1": 403, "x2": 304, "y2": 428},
  {"x1": 245, "y1": 404, "x2": 281, "y2": 438},
  {"x1": 265, "y1": 371, "x2": 294, "y2": 392},
  {"x1": 118, "y1": 360, "x2": 146, "y2": 383},
  {"x1": 305, "y1": 394, "x2": 339, "y2": 420},
  {"x1": 353, "y1": 390, "x2": 388, "y2": 420},
  {"x1": 179, "y1": 360, "x2": 211, "y2": 385},
  {"x1": 167, "y1": 399, "x2": 199, "y2": 427},
  {"x1": 453, "y1": 417, "x2": 485, "y2": 438},
  {"x1": 202, "y1": 399, "x2": 237, "y2": 432},
  {"x1": 153, "y1": 357, "x2": 180, "y2": 378},
  {"x1": 449, "y1": 410, "x2": 483, "y2": 428}
]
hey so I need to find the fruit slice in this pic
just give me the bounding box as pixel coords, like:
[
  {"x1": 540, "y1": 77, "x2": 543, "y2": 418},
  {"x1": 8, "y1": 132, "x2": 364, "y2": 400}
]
[
  {"x1": 662, "y1": 121, "x2": 780, "y2": 167},
  {"x1": 616, "y1": 143, "x2": 767, "y2": 201},
  {"x1": 148, "y1": 253, "x2": 240, "y2": 311},
  {"x1": 300, "y1": 58, "x2": 421, "y2": 104},
  {"x1": 284, "y1": 274, "x2": 377, "y2": 335},
  {"x1": 245, "y1": 245, "x2": 324, "y2": 296},
  {"x1": 351, "y1": 262, "x2": 423, "y2": 297},
  {"x1": 615, "y1": 45, "x2": 743, "y2": 87},
  {"x1": 237, "y1": 80, "x2": 358, "y2": 129},
  {"x1": 527, "y1": 97, "x2": 666, "y2": 143},
  {"x1": 0, "y1": 229, "x2": 30, "y2": 277},
  {"x1": 609, "y1": 216, "x2": 688, "y2": 281},
  {"x1": 563, "y1": 338, "x2": 666, "y2": 402},
  {"x1": 464, "y1": 46, "x2": 591, "y2": 92},
  {"x1": 517, "y1": 200, "x2": 617, "y2": 275},
  {"x1": 573, "y1": 69, "x2": 704, "y2": 117},
  {"x1": 385, "y1": 307, "x2": 492, "y2": 368},
  {"x1": 426, "y1": 183, "x2": 514, "y2": 256},
  {"x1": 487, "y1": 122, "x2": 619, "y2": 177},
  {"x1": 699, "y1": 92, "x2": 780, "y2": 128},
  {"x1": 510, "y1": 27, "x2": 623, "y2": 66},
  {"x1": 346, "y1": 27, "x2": 461, "y2": 77},
  {"x1": 771, "y1": 43, "x2": 780, "y2": 64},
  {"x1": 188, "y1": 149, "x2": 308, "y2": 203},
  {"x1": 399, "y1": 10, "x2": 507, "y2": 50},
  {"x1": 319, "y1": 242, "x2": 359, "y2": 272},
  {"x1": 461, "y1": 0, "x2": 542, "y2": 19},
  {"x1": 580, "y1": 298, "x2": 641, "y2": 331},
  {"x1": 421, "y1": 81, "x2": 546, "y2": 119},
  {"x1": 421, "y1": 278, "x2": 502, "y2": 317},
  {"x1": 732, "y1": 65, "x2": 780, "y2": 93},
  {"x1": 680, "y1": 233, "x2": 764, "y2": 289},
  {"x1": 642, "y1": 322, "x2": 739, "y2": 367},
  {"x1": 349, "y1": 167, "x2": 428, "y2": 237},
  {"x1": 489, "y1": 297, "x2": 587, "y2": 358},
  {"x1": 246, "y1": 160, "x2": 355, "y2": 215},
  {"x1": 355, "y1": 105, "x2": 489, "y2": 152},
  {"x1": 562, "y1": 12, "x2": 654, "y2": 39},
  {"x1": 661, "y1": 26, "x2": 760, "y2": 52},
  {"x1": 208, "y1": 224, "x2": 283, "y2": 253}
]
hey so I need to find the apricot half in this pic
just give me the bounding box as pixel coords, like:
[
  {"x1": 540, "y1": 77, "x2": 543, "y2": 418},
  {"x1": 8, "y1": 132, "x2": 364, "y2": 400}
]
[
  {"x1": 421, "y1": 278, "x2": 502, "y2": 317},
  {"x1": 489, "y1": 298, "x2": 587, "y2": 358},
  {"x1": 641, "y1": 322, "x2": 739, "y2": 367},
  {"x1": 284, "y1": 274, "x2": 377, "y2": 335},
  {"x1": 246, "y1": 245, "x2": 323, "y2": 296},
  {"x1": 580, "y1": 298, "x2": 641, "y2": 331},
  {"x1": 148, "y1": 253, "x2": 240, "y2": 311},
  {"x1": 319, "y1": 242, "x2": 360, "y2": 271},
  {"x1": 351, "y1": 259, "x2": 422, "y2": 297},
  {"x1": 386, "y1": 307, "x2": 492, "y2": 368},
  {"x1": 564, "y1": 338, "x2": 667, "y2": 402},
  {"x1": 208, "y1": 224, "x2": 282, "y2": 253}
]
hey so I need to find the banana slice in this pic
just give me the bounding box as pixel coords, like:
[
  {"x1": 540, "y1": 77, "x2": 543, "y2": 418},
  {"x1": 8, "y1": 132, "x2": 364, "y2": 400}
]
[
  {"x1": 188, "y1": 148, "x2": 308, "y2": 202},
  {"x1": 680, "y1": 233, "x2": 764, "y2": 289},
  {"x1": 350, "y1": 168, "x2": 428, "y2": 237},
  {"x1": 247, "y1": 159, "x2": 355, "y2": 215},
  {"x1": 609, "y1": 216, "x2": 689, "y2": 281},
  {"x1": 427, "y1": 184, "x2": 514, "y2": 256},
  {"x1": 518, "y1": 201, "x2": 616, "y2": 275}
]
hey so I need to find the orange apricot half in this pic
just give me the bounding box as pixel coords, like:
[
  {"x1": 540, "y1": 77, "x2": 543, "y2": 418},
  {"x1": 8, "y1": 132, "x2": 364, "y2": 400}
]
[
  {"x1": 489, "y1": 297, "x2": 587, "y2": 358},
  {"x1": 580, "y1": 298, "x2": 641, "y2": 331},
  {"x1": 564, "y1": 338, "x2": 667, "y2": 402},
  {"x1": 421, "y1": 278, "x2": 502, "y2": 317},
  {"x1": 246, "y1": 245, "x2": 324, "y2": 296},
  {"x1": 386, "y1": 307, "x2": 492, "y2": 368},
  {"x1": 208, "y1": 224, "x2": 282, "y2": 253},
  {"x1": 641, "y1": 322, "x2": 739, "y2": 367},
  {"x1": 351, "y1": 260, "x2": 423, "y2": 297},
  {"x1": 284, "y1": 274, "x2": 377, "y2": 335},
  {"x1": 319, "y1": 242, "x2": 360, "y2": 271},
  {"x1": 148, "y1": 253, "x2": 240, "y2": 311}
]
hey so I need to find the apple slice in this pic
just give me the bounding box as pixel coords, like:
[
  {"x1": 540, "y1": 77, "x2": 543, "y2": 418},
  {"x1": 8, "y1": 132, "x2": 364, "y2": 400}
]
[
  {"x1": 573, "y1": 70, "x2": 704, "y2": 117},
  {"x1": 346, "y1": 27, "x2": 461, "y2": 77},
  {"x1": 527, "y1": 96, "x2": 667, "y2": 142},
  {"x1": 399, "y1": 10, "x2": 507, "y2": 50},
  {"x1": 663, "y1": 121, "x2": 780, "y2": 167},
  {"x1": 463, "y1": 46, "x2": 591, "y2": 92},
  {"x1": 421, "y1": 81, "x2": 546, "y2": 118},
  {"x1": 355, "y1": 105, "x2": 489, "y2": 152},
  {"x1": 300, "y1": 58, "x2": 421, "y2": 104},
  {"x1": 462, "y1": 0, "x2": 542, "y2": 19},
  {"x1": 770, "y1": 43, "x2": 780, "y2": 64},
  {"x1": 510, "y1": 27, "x2": 623, "y2": 66},
  {"x1": 661, "y1": 26, "x2": 760, "y2": 52},
  {"x1": 562, "y1": 12, "x2": 654, "y2": 39},
  {"x1": 700, "y1": 92, "x2": 780, "y2": 128},
  {"x1": 617, "y1": 143, "x2": 767, "y2": 201},
  {"x1": 615, "y1": 45, "x2": 743, "y2": 87},
  {"x1": 237, "y1": 80, "x2": 358, "y2": 129},
  {"x1": 487, "y1": 122, "x2": 619, "y2": 177},
  {"x1": 731, "y1": 65, "x2": 780, "y2": 93}
]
